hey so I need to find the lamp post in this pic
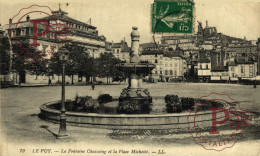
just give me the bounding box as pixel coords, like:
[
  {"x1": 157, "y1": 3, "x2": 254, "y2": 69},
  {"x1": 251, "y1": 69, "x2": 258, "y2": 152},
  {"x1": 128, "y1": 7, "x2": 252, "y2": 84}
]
[{"x1": 57, "y1": 47, "x2": 69, "y2": 139}]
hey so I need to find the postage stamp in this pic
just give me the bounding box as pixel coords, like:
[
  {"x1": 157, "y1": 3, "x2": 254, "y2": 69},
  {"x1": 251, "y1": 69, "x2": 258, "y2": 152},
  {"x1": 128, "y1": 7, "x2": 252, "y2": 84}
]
[
  {"x1": 187, "y1": 93, "x2": 253, "y2": 151},
  {"x1": 8, "y1": 5, "x2": 72, "y2": 63},
  {"x1": 151, "y1": 0, "x2": 194, "y2": 34}
]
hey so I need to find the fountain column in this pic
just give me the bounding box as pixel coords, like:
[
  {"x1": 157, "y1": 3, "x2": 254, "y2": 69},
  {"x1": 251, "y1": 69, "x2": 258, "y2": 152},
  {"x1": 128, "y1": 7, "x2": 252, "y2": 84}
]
[
  {"x1": 129, "y1": 26, "x2": 141, "y2": 89},
  {"x1": 130, "y1": 26, "x2": 140, "y2": 63},
  {"x1": 128, "y1": 27, "x2": 140, "y2": 89},
  {"x1": 117, "y1": 27, "x2": 155, "y2": 114}
]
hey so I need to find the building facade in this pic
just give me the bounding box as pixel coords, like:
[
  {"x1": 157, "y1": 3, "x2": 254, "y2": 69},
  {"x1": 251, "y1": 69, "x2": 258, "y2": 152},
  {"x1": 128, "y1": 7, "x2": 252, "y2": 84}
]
[
  {"x1": 197, "y1": 58, "x2": 211, "y2": 82},
  {"x1": 228, "y1": 60, "x2": 257, "y2": 79},
  {"x1": 111, "y1": 40, "x2": 130, "y2": 62},
  {"x1": 6, "y1": 7, "x2": 107, "y2": 84},
  {"x1": 140, "y1": 50, "x2": 186, "y2": 82}
]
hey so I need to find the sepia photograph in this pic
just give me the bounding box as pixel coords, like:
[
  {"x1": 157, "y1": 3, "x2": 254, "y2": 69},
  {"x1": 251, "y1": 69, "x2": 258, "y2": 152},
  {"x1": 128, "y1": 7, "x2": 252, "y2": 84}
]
[{"x1": 0, "y1": 0, "x2": 260, "y2": 155}]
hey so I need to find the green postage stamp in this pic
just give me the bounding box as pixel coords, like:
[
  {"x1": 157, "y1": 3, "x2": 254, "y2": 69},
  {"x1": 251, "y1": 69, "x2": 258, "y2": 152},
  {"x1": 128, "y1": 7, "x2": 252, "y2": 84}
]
[{"x1": 151, "y1": 0, "x2": 194, "y2": 34}]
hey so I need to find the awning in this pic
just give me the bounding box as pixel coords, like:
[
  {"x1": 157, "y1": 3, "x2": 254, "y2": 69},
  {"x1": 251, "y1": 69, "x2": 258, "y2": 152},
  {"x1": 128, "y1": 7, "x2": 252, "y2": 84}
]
[
  {"x1": 230, "y1": 77, "x2": 239, "y2": 81},
  {"x1": 221, "y1": 76, "x2": 229, "y2": 80},
  {"x1": 211, "y1": 76, "x2": 221, "y2": 80}
]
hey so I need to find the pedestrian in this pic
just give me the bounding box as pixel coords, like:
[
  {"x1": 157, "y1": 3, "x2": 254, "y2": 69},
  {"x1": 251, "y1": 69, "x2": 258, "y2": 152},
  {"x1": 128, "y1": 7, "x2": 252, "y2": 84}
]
[
  {"x1": 253, "y1": 79, "x2": 256, "y2": 88},
  {"x1": 48, "y1": 78, "x2": 52, "y2": 86},
  {"x1": 91, "y1": 81, "x2": 95, "y2": 90}
]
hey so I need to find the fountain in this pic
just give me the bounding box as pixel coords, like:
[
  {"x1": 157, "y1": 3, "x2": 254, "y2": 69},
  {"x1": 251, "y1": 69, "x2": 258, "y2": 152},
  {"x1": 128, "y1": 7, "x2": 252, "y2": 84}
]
[
  {"x1": 117, "y1": 27, "x2": 155, "y2": 114},
  {"x1": 39, "y1": 27, "x2": 227, "y2": 130}
]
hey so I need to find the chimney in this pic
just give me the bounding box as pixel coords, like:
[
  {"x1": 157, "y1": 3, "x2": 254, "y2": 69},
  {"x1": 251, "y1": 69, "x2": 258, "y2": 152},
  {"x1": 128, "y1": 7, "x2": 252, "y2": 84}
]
[
  {"x1": 26, "y1": 15, "x2": 30, "y2": 22},
  {"x1": 9, "y1": 18, "x2": 12, "y2": 24}
]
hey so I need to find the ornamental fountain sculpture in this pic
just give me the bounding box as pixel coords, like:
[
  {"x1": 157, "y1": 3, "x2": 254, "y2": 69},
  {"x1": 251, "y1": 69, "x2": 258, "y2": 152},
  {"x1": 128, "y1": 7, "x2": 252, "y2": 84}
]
[{"x1": 116, "y1": 27, "x2": 155, "y2": 114}]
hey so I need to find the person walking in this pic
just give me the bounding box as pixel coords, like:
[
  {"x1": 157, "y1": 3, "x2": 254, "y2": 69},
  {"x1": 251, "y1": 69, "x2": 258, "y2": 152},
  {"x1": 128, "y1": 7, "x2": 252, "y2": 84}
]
[
  {"x1": 253, "y1": 79, "x2": 257, "y2": 88},
  {"x1": 48, "y1": 78, "x2": 52, "y2": 86},
  {"x1": 91, "y1": 81, "x2": 95, "y2": 90}
]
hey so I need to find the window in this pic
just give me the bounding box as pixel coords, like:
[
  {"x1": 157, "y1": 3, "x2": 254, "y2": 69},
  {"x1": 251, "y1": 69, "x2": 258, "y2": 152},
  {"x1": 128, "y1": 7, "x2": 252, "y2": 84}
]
[
  {"x1": 160, "y1": 71, "x2": 162, "y2": 74},
  {"x1": 117, "y1": 49, "x2": 119, "y2": 54},
  {"x1": 165, "y1": 70, "x2": 168, "y2": 75},
  {"x1": 155, "y1": 71, "x2": 158, "y2": 74},
  {"x1": 21, "y1": 29, "x2": 25, "y2": 35},
  {"x1": 155, "y1": 59, "x2": 158, "y2": 63},
  {"x1": 231, "y1": 67, "x2": 234, "y2": 71},
  {"x1": 170, "y1": 70, "x2": 173, "y2": 75},
  {"x1": 165, "y1": 64, "x2": 168, "y2": 67},
  {"x1": 206, "y1": 64, "x2": 208, "y2": 69},
  {"x1": 200, "y1": 65, "x2": 202, "y2": 69},
  {"x1": 241, "y1": 67, "x2": 244, "y2": 73}
]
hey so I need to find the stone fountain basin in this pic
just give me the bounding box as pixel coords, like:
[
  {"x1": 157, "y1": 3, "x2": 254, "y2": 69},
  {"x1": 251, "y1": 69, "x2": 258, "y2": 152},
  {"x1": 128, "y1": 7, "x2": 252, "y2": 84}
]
[{"x1": 39, "y1": 98, "x2": 228, "y2": 130}]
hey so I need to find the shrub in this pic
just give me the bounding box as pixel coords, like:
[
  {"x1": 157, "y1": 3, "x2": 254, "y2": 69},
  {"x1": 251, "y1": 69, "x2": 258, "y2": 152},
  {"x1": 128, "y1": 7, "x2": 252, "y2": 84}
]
[
  {"x1": 73, "y1": 95, "x2": 99, "y2": 112},
  {"x1": 65, "y1": 100, "x2": 74, "y2": 111},
  {"x1": 117, "y1": 98, "x2": 151, "y2": 114},
  {"x1": 117, "y1": 100, "x2": 140, "y2": 114},
  {"x1": 98, "y1": 94, "x2": 112, "y2": 104},
  {"x1": 165, "y1": 95, "x2": 182, "y2": 113},
  {"x1": 181, "y1": 97, "x2": 195, "y2": 110}
]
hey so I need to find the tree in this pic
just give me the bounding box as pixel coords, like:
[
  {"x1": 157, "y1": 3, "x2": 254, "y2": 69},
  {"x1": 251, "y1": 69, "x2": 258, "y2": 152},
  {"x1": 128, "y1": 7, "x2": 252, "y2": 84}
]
[
  {"x1": 65, "y1": 43, "x2": 85, "y2": 85},
  {"x1": 79, "y1": 56, "x2": 98, "y2": 83},
  {"x1": 97, "y1": 52, "x2": 123, "y2": 84},
  {"x1": 48, "y1": 43, "x2": 98, "y2": 84},
  {"x1": 11, "y1": 38, "x2": 47, "y2": 86},
  {"x1": 0, "y1": 37, "x2": 10, "y2": 75}
]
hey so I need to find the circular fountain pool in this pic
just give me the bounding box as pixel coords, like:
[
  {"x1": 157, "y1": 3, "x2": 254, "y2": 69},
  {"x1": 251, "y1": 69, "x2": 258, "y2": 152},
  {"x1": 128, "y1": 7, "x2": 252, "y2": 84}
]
[{"x1": 39, "y1": 97, "x2": 227, "y2": 130}]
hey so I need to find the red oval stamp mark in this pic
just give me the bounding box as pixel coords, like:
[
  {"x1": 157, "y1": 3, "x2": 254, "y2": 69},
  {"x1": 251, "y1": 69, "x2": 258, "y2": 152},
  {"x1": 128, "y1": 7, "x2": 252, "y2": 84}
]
[
  {"x1": 8, "y1": 4, "x2": 72, "y2": 63},
  {"x1": 187, "y1": 93, "x2": 253, "y2": 151}
]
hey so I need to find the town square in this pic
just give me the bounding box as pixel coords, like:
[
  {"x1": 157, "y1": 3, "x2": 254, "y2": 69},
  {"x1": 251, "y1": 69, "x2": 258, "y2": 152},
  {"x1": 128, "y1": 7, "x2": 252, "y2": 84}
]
[{"x1": 0, "y1": 0, "x2": 260, "y2": 156}]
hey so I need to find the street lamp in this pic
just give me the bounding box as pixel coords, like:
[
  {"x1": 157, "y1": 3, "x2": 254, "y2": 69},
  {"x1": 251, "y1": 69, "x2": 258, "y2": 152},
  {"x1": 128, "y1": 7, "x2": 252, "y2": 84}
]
[{"x1": 57, "y1": 47, "x2": 69, "y2": 138}]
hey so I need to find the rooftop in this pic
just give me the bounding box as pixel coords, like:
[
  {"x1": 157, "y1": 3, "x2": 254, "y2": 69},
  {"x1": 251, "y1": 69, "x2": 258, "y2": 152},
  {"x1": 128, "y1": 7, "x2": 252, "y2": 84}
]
[
  {"x1": 141, "y1": 50, "x2": 164, "y2": 55},
  {"x1": 163, "y1": 52, "x2": 184, "y2": 59},
  {"x1": 198, "y1": 58, "x2": 210, "y2": 63}
]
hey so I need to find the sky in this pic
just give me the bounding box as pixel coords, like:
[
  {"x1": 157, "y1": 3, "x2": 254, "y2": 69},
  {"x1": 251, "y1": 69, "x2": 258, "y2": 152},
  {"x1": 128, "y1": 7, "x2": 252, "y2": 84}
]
[{"x1": 0, "y1": 0, "x2": 260, "y2": 44}]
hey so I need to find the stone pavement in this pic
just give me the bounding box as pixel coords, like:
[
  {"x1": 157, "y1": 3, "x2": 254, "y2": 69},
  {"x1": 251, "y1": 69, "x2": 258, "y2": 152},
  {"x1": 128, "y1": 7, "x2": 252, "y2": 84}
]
[{"x1": 0, "y1": 83, "x2": 260, "y2": 156}]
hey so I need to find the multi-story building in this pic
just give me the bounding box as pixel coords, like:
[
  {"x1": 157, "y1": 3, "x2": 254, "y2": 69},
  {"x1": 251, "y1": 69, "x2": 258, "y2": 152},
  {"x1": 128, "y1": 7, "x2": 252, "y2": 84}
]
[
  {"x1": 6, "y1": 7, "x2": 107, "y2": 84},
  {"x1": 162, "y1": 53, "x2": 187, "y2": 82},
  {"x1": 228, "y1": 58, "x2": 257, "y2": 80},
  {"x1": 197, "y1": 58, "x2": 211, "y2": 82},
  {"x1": 111, "y1": 40, "x2": 130, "y2": 62},
  {"x1": 140, "y1": 50, "x2": 187, "y2": 82},
  {"x1": 8, "y1": 8, "x2": 106, "y2": 58},
  {"x1": 226, "y1": 44, "x2": 257, "y2": 60},
  {"x1": 161, "y1": 35, "x2": 196, "y2": 45},
  {"x1": 140, "y1": 50, "x2": 164, "y2": 81}
]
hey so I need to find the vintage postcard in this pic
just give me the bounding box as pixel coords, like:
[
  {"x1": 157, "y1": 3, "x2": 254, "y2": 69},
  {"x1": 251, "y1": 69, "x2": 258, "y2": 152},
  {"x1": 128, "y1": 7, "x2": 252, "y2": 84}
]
[{"x1": 0, "y1": 0, "x2": 260, "y2": 155}]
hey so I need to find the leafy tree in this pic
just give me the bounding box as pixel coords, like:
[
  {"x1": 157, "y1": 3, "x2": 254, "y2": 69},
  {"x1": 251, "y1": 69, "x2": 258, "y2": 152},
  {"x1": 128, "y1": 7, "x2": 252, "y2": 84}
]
[
  {"x1": 79, "y1": 56, "x2": 98, "y2": 83},
  {"x1": 48, "y1": 43, "x2": 98, "y2": 84},
  {"x1": 65, "y1": 43, "x2": 85, "y2": 84},
  {"x1": 97, "y1": 52, "x2": 123, "y2": 84},
  {"x1": 0, "y1": 37, "x2": 10, "y2": 75},
  {"x1": 11, "y1": 38, "x2": 47, "y2": 86}
]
